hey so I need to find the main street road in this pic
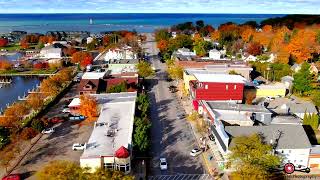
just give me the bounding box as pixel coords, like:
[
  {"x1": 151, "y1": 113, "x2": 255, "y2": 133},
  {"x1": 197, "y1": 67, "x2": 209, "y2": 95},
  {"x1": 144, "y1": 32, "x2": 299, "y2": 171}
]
[{"x1": 142, "y1": 34, "x2": 205, "y2": 176}]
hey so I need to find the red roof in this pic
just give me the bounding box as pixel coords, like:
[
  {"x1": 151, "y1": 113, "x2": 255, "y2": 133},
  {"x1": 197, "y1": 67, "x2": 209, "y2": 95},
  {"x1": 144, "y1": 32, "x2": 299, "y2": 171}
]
[{"x1": 115, "y1": 146, "x2": 130, "y2": 158}]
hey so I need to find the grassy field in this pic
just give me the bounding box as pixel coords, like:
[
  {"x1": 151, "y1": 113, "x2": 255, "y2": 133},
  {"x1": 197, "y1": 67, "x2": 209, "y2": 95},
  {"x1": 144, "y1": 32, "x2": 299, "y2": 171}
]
[{"x1": 0, "y1": 69, "x2": 57, "y2": 75}]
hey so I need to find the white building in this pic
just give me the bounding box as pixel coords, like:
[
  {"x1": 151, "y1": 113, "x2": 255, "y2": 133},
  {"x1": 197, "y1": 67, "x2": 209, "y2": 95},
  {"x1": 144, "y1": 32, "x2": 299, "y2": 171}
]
[
  {"x1": 104, "y1": 46, "x2": 137, "y2": 62},
  {"x1": 212, "y1": 123, "x2": 311, "y2": 169},
  {"x1": 81, "y1": 72, "x2": 107, "y2": 80},
  {"x1": 209, "y1": 49, "x2": 221, "y2": 59},
  {"x1": 80, "y1": 92, "x2": 137, "y2": 174},
  {"x1": 40, "y1": 45, "x2": 62, "y2": 59}
]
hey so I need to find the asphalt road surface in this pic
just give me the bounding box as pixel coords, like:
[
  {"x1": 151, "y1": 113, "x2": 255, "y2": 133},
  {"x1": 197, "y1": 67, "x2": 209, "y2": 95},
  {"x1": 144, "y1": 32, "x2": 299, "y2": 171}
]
[{"x1": 143, "y1": 34, "x2": 205, "y2": 176}]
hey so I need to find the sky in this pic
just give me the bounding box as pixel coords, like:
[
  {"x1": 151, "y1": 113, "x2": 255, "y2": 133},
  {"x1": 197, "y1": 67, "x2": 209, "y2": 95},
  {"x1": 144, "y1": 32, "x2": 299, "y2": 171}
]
[{"x1": 0, "y1": 0, "x2": 319, "y2": 14}]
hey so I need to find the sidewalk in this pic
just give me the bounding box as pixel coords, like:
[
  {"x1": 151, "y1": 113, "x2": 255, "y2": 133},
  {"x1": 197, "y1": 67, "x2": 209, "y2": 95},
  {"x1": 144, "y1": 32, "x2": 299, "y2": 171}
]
[{"x1": 173, "y1": 91, "x2": 228, "y2": 180}]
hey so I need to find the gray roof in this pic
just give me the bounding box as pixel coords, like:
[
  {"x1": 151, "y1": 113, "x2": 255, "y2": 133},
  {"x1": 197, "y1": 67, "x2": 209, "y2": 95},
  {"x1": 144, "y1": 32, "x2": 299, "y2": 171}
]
[
  {"x1": 270, "y1": 115, "x2": 302, "y2": 125},
  {"x1": 225, "y1": 125, "x2": 311, "y2": 149},
  {"x1": 267, "y1": 97, "x2": 318, "y2": 114},
  {"x1": 207, "y1": 101, "x2": 271, "y2": 114}
]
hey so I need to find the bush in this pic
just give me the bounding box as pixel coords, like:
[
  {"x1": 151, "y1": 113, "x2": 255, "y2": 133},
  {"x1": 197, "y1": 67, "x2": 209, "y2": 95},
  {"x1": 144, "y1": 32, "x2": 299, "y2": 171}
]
[
  {"x1": 0, "y1": 127, "x2": 10, "y2": 149},
  {"x1": 31, "y1": 119, "x2": 44, "y2": 132},
  {"x1": 19, "y1": 127, "x2": 38, "y2": 140}
]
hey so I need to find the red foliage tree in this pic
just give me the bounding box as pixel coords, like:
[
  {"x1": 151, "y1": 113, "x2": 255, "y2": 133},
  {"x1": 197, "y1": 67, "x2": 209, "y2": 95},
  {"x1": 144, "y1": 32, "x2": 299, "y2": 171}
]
[
  {"x1": 20, "y1": 39, "x2": 29, "y2": 49},
  {"x1": 80, "y1": 56, "x2": 93, "y2": 67},
  {"x1": 72, "y1": 51, "x2": 93, "y2": 68},
  {"x1": 34, "y1": 62, "x2": 49, "y2": 69},
  {"x1": 247, "y1": 42, "x2": 263, "y2": 56},
  {"x1": 0, "y1": 60, "x2": 12, "y2": 70},
  {"x1": 0, "y1": 38, "x2": 8, "y2": 47}
]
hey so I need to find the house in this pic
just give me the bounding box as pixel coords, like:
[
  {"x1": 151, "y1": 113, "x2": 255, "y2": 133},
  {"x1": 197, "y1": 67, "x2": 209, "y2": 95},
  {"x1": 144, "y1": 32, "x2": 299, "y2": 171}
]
[
  {"x1": 291, "y1": 63, "x2": 301, "y2": 73},
  {"x1": 199, "y1": 101, "x2": 272, "y2": 126},
  {"x1": 189, "y1": 74, "x2": 247, "y2": 110},
  {"x1": 255, "y1": 83, "x2": 287, "y2": 98},
  {"x1": 40, "y1": 45, "x2": 62, "y2": 59},
  {"x1": 79, "y1": 79, "x2": 103, "y2": 95},
  {"x1": 267, "y1": 97, "x2": 318, "y2": 119},
  {"x1": 171, "y1": 48, "x2": 197, "y2": 61},
  {"x1": 104, "y1": 46, "x2": 137, "y2": 61},
  {"x1": 281, "y1": 76, "x2": 294, "y2": 91},
  {"x1": 222, "y1": 125, "x2": 311, "y2": 169},
  {"x1": 244, "y1": 55, "x2": 257, "y2": 62},
  {"x1": 80, "y1": 92, "x2": 137, "y2": 174},
  {"x1": 209, "y1": 49, "x2": 221, "y2": 59}
]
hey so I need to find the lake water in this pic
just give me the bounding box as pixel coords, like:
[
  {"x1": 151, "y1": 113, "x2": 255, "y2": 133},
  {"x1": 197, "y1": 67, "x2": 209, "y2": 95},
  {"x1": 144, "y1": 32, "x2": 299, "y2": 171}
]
[
  {"x1": 0, "y1": 76, "x2": 40, "y2": 112},
  {"x1": 0, "y1": 13, "x2": 284, "y2": 33}
]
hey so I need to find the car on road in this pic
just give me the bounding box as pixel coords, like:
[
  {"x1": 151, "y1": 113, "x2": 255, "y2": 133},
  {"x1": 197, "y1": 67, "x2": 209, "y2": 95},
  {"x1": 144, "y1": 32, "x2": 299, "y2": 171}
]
[
  {"x1": 176, "y1": 112, "x2": 185, "y2": 119},
  {"x1": 190, "y1": 148, "x2": 202, "y2": 157},
  {"x1": 49, "y1": 117, "x2": 65, "y2": 124},
  {"x1": 72, "y1": 143, "x2": 87, "y2": 150},
  {"x1": 62, "y1": 108, "x2": 71, "y2": 113},
  {"x1": 160, "y1": 158, "x2": 168, "y2": 170},
  {"x1": 2, "y1": 174, "x2": 21, "y2": 180},
  {"x1": 69, "y1": 115, "x2": 86, "y2": 121},
  {"x1": 42, "y1": 128, "x2": 55, "y2": 134}
]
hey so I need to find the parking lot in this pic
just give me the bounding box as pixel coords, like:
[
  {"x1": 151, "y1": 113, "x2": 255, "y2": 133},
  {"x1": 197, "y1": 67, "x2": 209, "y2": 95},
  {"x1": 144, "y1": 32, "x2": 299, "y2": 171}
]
[{"x1": 11, "y1": 83, "x2": 94, "y2": 179}]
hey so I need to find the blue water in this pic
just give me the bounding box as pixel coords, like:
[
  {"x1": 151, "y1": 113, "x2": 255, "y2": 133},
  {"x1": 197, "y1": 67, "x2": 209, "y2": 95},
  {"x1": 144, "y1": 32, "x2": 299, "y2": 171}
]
[{"x1": 0, "y1": 13, "x2": 285, "y2": 33}]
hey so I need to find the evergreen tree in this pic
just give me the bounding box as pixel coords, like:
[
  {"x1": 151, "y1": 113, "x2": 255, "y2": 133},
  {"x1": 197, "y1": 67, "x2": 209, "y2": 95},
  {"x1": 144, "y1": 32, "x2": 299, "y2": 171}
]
[{"x1": 293, "y1": 62, "x2": 312, "y2": 95}]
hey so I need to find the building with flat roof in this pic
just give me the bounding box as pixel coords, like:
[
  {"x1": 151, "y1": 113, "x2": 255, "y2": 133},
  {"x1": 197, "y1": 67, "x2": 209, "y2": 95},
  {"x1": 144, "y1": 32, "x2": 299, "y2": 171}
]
[
  {"x1": 199, "y1": 101, "x2": 272, "y2": 126},
  {"x1": 80, "y1": 92, "x2": 137, "y2": 174},
  {"x1": 82, "y1": 72, "x2": 107, "y2": 80}
]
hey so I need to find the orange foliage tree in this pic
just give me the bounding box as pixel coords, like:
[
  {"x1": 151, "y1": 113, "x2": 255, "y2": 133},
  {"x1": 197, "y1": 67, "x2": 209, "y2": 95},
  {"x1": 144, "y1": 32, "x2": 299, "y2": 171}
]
[
  {"x1": 246, "y1": 42, "x2": 263, "y2": 56},
  {"x1": 0, "y1": 60, "x2": 12, "y2": 70},
  {"x1": 1, "y1": 102, "x2": 30, "y2": 128},
  {"x1": 262, "y1": 25, "x2": 273, "y2": 33},
  {"x1": 210, "y1": 31, "x2": 220, "y2": 41},
  {"x1": 27, "y1": 93, "x2": 44, "y2": 111},
  {"x1": 287, "y1": 29, "x2": 316, "y2": 63},
  {"x1": 240, "y1": 25, "x2": 255, "y2": 42},
  {"x1": 157, "y1": 39, "x2": 168, "y2": 52},
  {"x1": 79, "y1": 95, "x2": 99, "y2": 120}
]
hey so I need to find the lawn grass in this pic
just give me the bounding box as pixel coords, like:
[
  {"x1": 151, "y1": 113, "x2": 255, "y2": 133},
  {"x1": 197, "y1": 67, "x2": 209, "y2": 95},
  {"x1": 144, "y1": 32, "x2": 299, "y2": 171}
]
[{"x1": 0, "y1": 44, "x2": 21, "y2": 51}]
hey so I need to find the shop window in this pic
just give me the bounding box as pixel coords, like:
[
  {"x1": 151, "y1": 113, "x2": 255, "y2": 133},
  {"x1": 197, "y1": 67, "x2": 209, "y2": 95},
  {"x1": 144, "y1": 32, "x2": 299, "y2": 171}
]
[
  {"x1": 126, "y1": 163, "x2": 130, "y2": 172},
  {"x1": 234, "y1": 85, "x2": 237, "y2": 90},
  {"x1": 104, "y1": 163, "x2": 114, "y2": 170},
  {"x1": 205, "y1": 85, "x2": 208, "y2": 89},
  {"x1": 120, "y1": 165, "x2": 126, "y2": 172},
  {"x1": 226, "y1": 85, "x2": 229, "y2": 90}
]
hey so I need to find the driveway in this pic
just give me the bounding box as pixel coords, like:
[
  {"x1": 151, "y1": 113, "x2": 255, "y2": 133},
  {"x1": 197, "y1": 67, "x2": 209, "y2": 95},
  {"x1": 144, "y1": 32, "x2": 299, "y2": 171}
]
[{"x1": 143, "y1": 34, "x2": 205, "y2": 175}]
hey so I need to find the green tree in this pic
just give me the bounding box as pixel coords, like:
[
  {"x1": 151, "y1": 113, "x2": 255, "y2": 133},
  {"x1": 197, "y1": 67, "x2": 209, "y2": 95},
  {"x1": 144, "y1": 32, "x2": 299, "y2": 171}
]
[
  {"x1": 293, "y1": 62, "x2": 312, "y2": 95},
  {"x1": 136, "y1": 94, "x2": 150, "y2": 117},
  {"x1": 227, "y1": 134, "x2": 281, "y2": 179},
  {"x1": 107, "y1": 81, "x2": 128, "y2": 93},
  {"x1": 311, "y1": 90, "x2": 320, "y2": 107},
  {"x1": 133, "y1": 123, "x2": 151, "y2": 153},
  {"x1": 136, "y1": 61, "x2": 155, "y2": 78},
  {"x1": 303, "y1": 113, "x2": 319, "y2": 131},
  {"x1": 155, "y1": 29, "x2": 171, "y2": 42},
  {"x1": 31, "y1": 119, "x2": 44, "y2": 132}
]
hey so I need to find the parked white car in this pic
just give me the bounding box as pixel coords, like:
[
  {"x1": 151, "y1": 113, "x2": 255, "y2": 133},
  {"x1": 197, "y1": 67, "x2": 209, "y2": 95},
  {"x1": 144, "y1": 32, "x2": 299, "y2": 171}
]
[
  {"x1": 190, "y1": 148, "x2": 202, "y2": 157},
  {"x1": 160, "y1": 158, "x2": 167, "y2": 170},
  {"x1": 62, "y1": 108, "x2": 70, "y2": 113},
  {"x1": 72, "y1": 143, "x2": 87, "y2": 151},
  {"x1": 41, "y1": 128, "x2": 55, "y2": 134}
]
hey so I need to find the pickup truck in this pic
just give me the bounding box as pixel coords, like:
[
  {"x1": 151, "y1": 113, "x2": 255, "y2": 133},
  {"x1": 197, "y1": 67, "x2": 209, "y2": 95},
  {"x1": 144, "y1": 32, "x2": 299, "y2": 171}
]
[{"x1": 69, "y1": 115, "x2": 86, "y2": 121}]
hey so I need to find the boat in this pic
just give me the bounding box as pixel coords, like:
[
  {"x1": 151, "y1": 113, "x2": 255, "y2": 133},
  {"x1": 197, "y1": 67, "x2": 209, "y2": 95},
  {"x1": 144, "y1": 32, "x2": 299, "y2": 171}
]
[{"x1": 89, "y1": 18, "x2": 93, "y2": 25}]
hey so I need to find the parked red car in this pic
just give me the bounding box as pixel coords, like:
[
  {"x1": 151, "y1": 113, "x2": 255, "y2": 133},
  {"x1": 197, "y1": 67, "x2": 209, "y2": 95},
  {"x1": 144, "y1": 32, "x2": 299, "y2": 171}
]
[
  {"x1": 49, "y1": 117, "x2": 65, "y2": 124},
  {"x1": 2, "y1": 174, "x2": 21, "y2": 180}
]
